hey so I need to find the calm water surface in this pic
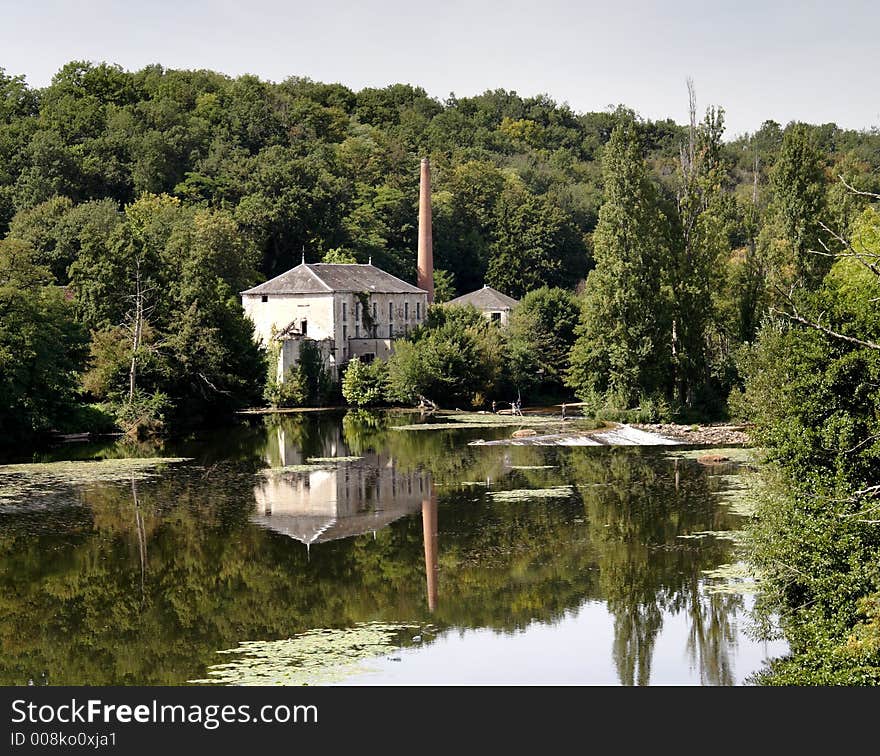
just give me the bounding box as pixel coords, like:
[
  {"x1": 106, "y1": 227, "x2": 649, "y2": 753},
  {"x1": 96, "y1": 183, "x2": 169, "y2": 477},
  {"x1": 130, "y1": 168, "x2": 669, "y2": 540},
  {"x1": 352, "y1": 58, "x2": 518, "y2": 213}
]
[{"x1": 0, "y1": 411, "x2": 786, "y2": 685}]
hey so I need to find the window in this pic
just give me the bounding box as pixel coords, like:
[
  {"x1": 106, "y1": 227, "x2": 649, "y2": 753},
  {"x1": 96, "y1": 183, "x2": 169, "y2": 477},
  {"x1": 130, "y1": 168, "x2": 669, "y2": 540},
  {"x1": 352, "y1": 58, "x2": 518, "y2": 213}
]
[
  {"x1": 342, "y1": 302, "x2": 347, "y2": 321},
  {"x1": 388, "y1": 302, "x2": 393, "y2": 321},
  {"x1": 491, "y1": 312, "x2": 502, "y2": 322},
  {"x1": 343, "y1": 325, "x2": 348, "y2": 339},
  {"x1": 355, "y1": 302, "x2": 360, "y2": 322},
  {"x1": 261, "y1": 295, "x2": 268, "y2": 303},
  {"x1": 300, "y1": 319, "x2": 308, "y2": 335},
  {"x1": 416, "y1": 302, "x2": 420, "y2": 320},
  {"x1": 388, "y1": 324, "x2": 393, "y2": 338},
  {"x1": 355, "y1": 323, "x2": 359, "y2": 338},
  {"x1": 404, "y1": 302, "x2": 409, "y2": 320},
  {"x1": 372, "y1": 302, "x2": 377, "y2": 321}
]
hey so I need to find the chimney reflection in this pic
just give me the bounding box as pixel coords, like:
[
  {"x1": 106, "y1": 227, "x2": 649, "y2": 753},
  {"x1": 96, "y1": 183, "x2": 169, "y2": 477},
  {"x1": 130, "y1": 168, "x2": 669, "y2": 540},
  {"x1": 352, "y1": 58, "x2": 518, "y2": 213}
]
[{"x1": 422, "y1": 486, "x2": 438, "y2": 612}]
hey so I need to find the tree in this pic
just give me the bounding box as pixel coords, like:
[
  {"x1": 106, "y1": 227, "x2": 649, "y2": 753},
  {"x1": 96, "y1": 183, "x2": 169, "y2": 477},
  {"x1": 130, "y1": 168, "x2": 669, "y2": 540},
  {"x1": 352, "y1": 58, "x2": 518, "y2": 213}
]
[
  {"x1": 667, "y1": 83, "x2": 733, "y2": 408},
  {"x1": 0, "y1": 239, "x2": 86, "y2": 441},
  {"x1": 386, "y1": 305, "x2": 506, "y2": 407},
  {"x1": 432, "y1": 268, "x2": 455, "y2": 303},
  {"x1": 341, "y1": 357, "x2": 388, "y2": 407},
  {"x1": 74, "y1": 194, "x2": 264, "y2": 429},
  {"x1": 738, "y1": 204, "x2": 880, "y2": 684},
  {"x1": 322, "y1": 247, "x2": 357, "y2": 263},
  {"x1": 507, "y1": 286, "x2": 580, "y2": 396},
  {"x1": 767, "y1": 124, "x2": 829, "y2": 288},
  {"x1": 566, "y1": 118, "x2": 672, "y2": 408},
  {"x1": 486, "y1": 182, "x2": 586, "y2": 298}
]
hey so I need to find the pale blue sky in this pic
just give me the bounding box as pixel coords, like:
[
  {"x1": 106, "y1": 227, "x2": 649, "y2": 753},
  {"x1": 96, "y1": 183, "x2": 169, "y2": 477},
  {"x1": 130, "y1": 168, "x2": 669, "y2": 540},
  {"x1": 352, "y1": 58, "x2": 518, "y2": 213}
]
[{"x1": 1, "y1": 0, "x2": 877, "y2": 138}]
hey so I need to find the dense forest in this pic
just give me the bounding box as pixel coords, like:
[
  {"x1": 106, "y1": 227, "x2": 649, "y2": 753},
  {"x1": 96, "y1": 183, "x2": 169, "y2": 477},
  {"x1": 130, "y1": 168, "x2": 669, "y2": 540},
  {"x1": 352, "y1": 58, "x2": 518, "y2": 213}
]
[
  {"x1": 2, "y1": 61, "x2": 880, "y2": 685},
  {"x1": 4, "y1": 61, "x2": 880, "y2": 439}
]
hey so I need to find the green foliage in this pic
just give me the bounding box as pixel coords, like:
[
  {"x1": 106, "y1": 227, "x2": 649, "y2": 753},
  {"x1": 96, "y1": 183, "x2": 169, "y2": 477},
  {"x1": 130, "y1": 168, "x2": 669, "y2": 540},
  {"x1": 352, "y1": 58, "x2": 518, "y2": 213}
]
[
  {"x1": 0, "y1": 238, "x2": 87, "y2": 443},
  {"x1": 386, "y1": 305, "x2": 506, "y2": 407},
  {"x1": 68, "y1": 194, "x2": 266, "y2": 427},
  {"x1": 322, "y1": 247, "x2": 357, "y2": 263},
  {"x1": 566, "y1": 118, "x2": 672, "y2": 409},
  {"x1": 507, "y1": 286, "x2": 580, "y2": 396},
  {"x1": 740, "y1": 207, "x2": 880, "y2": 685},
  {"x1": 264, "y1": 366, "x2": 307, "y2": 408},
  {"x1": 432, "y1": 268, "x2": 455, "y2": 304},
  {"x1": 264, "y1": 339, "x2": 333, "y2": 408},
  {"x1": 668, "y1": 103, "x2": 733, "y2": 410},
  {"x1": 486, "y1": 181, "x2": 587, "y2": 298},
  {"x1": 767, "y1": 124, "x2": 829, "y2": 288},
  {"x1": 341, "y1": 357, "x2": 388, "y2": 407}
]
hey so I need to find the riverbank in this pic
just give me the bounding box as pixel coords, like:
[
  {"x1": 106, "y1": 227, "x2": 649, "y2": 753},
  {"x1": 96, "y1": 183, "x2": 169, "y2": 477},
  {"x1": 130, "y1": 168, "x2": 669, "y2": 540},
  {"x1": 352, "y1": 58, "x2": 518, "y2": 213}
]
[{"x1": 631, "y1": 423, "x2": 751, "y2": 446}]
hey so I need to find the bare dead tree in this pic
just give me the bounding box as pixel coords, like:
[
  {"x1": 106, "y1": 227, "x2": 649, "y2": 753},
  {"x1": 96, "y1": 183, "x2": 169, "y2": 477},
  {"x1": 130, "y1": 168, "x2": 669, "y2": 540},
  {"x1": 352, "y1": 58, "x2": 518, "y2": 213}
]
[{"x1": 122, "y1": 259, "x2": 161, "y2": 403}]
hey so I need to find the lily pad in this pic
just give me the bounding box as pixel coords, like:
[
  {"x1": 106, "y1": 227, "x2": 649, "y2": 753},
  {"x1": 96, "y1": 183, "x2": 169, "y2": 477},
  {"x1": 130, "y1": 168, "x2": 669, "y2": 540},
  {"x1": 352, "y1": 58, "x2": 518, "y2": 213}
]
[
  {"x1": 189, "y1": 622, "x2": 421, "y2": 686},
  {"x1": 304, "y1": 456, "x2": 363, "y2": 463},
  {"x1": 489, "y1": 485, "x2": 575, "y2": 502},
  {"x1": 0, "y1": 457, "x2": 191, "y2": 508},
  {"x1": 702, "y1": 562, "x2": 761, "y2": 595}
]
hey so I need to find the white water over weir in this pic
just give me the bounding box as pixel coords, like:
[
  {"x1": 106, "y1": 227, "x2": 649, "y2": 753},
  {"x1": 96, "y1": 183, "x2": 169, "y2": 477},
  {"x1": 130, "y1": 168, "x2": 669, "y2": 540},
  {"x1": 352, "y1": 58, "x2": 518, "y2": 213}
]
[{"x1": 468, "y1": 424, "x2": 681, "y2": 447}]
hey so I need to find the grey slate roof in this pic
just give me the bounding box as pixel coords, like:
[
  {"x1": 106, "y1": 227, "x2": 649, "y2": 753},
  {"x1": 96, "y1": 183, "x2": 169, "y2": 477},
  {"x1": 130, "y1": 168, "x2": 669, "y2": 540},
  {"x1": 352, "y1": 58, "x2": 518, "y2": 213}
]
[
  {"x1": 241, "y1": 263, "x2": 426, "y2": 296},
  {"x1": 445, "y1": 285, "x2": 519, "y2": 310}
]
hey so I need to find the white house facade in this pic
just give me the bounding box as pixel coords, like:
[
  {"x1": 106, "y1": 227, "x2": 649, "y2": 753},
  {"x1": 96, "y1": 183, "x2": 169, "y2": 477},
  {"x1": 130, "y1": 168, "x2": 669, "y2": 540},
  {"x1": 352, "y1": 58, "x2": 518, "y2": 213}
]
[{"x1": 241, "y1": 262, "x2": 429, "y2": 381}]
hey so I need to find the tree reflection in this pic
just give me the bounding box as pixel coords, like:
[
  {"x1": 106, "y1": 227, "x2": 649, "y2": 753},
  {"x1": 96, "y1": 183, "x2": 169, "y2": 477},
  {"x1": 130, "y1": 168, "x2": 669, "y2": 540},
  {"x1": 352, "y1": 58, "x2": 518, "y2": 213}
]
[
  {"x1": 566, "y1": 449, "x2": 742, "y2": 685},
  {"x1": 0, "y1": 414, "x2": 750, "y2": 685}
]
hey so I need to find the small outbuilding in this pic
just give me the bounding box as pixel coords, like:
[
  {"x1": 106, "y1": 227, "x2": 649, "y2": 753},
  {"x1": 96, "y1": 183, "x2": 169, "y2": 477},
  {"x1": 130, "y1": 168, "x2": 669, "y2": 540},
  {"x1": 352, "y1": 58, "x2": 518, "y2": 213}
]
[{"x1": 445, "y1": 285, "x2": 519, "y2": 326}]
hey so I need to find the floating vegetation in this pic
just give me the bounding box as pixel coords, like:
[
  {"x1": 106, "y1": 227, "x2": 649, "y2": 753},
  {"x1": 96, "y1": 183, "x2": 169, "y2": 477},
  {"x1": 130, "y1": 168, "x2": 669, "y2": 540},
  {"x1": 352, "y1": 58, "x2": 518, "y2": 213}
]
[
  {"x1": 304, "y1": 456, "x2": 363, "y2": 463},
  {"x1": 189, "y1": 622, "x2": 420, "y2": 686},
  {"x1": 678, "y1": 530, "x2": 745, "y2": 544},
  {"x1": 0, "y1": 457, "x2": 191, "y2": 507},
  {"x1": 509, "y1": 465, "x2": 557, "y2": 470},
  {"x1": 263, "y1": 464, "x2": 335, "y2": 474},
  {"x1": 702, "y1": 562, "x2": 761, "y2": 595},
  {"x1": 712, "y1": 474, "x2": 760, "y2": 518},
  {"x1": 488, "y1": 485, "x2": 574, "y2": 502},
  {"x1": 667, "y1": 447, "x2": 758, "y2": 463}
]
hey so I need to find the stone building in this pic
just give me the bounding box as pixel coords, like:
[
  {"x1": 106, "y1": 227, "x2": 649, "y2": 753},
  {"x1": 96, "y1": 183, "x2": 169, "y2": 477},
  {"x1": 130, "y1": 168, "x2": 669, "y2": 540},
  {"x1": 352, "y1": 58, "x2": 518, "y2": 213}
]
[
  {"x1": 241, "y1": 262, "x2": 428, "y2": 380},
  {"x1": 445, "y1": 285, "x2": 519, "y2": 326},
  {"x1": 241, "y1": 158, "x2": 436, "y2": 382}
]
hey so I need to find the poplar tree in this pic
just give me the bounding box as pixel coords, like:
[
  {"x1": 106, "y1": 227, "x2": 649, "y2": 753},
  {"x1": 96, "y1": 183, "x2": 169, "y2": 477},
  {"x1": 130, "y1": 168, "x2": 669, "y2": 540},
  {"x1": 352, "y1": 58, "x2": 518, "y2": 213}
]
[
  {"x1": 566, "y1": 118, "x2": 671, "y2": 408},
  {"x1": 668, "y1": 84, "x2": 732, "y2": 407},
  {"x1": 767, "y1": 124, "x2": 828, "y2": 288}
]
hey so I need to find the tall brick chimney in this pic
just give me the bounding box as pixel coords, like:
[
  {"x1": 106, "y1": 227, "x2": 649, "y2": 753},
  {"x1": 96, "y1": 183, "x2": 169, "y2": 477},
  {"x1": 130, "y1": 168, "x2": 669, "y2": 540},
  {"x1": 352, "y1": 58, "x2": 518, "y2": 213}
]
[{"x1": 417, "y1": 157, "x2": 434, "y2": 303}]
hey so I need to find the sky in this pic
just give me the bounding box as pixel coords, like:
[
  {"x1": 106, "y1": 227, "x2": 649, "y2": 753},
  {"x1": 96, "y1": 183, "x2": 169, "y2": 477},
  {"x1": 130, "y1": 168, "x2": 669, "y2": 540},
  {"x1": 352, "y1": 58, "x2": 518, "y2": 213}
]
[{"x1": 1, "y1": 0, "x2": 878, "y2": 139}]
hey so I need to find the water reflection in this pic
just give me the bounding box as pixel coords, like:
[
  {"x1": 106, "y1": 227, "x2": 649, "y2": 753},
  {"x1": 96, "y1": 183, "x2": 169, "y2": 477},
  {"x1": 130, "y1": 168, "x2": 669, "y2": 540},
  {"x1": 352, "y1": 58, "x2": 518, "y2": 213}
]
[
  {"x1": 0, "y1": 411, "x2": 784, "y2": 685},
  {"x1": 253, "y1": 454, "x2": 429, "y2": 548}
]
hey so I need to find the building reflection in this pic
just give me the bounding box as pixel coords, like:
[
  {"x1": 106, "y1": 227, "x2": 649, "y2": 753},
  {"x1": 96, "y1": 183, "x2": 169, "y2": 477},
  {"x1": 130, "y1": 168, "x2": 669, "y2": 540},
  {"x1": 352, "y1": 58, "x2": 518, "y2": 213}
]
[{"x1": 253, "y1": 424, "x2": 439, "y2": 610}]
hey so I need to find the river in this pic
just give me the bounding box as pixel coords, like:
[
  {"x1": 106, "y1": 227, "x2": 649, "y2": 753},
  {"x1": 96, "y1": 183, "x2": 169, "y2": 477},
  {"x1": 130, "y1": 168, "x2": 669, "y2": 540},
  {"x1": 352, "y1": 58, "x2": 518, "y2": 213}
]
[{"x1": 0, "y1": 410, "x2": 786, "y2": 685}]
